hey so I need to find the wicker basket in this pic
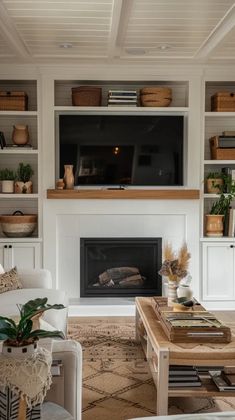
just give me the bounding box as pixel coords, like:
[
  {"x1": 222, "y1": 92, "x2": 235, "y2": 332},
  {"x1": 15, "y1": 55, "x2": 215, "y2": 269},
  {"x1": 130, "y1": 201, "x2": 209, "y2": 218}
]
[
  {"x1": 0, "y1": 91, "x2": 28, "y2": 111},
  {"x1": 211, "y1": 92, "x2": 235, "y2": 112},
  {"x1": 140, "y1": 87, "x2": 172, "y2": 107},
  {"x1": 72, "y1": 86, "x2": 102, "y2": 106},
  {"x1": 210, "y1": 136, "x2": 235, "y2": 159}
]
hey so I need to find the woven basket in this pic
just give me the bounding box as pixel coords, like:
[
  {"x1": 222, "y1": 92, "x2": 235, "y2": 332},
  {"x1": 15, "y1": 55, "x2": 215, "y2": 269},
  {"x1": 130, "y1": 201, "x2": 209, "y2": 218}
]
[
  {"x1": 211, "y1": 92, "x2": 235, "y2": 112},
  {"x1": 140, "y1": 87, "x2": 172, "y2": 107},
  {"x1": 0, "y1": 91, "x2": 28, "y2": 111},
  {"x1": 72, "y1": 86, "x2": 102, "y2": 106}
]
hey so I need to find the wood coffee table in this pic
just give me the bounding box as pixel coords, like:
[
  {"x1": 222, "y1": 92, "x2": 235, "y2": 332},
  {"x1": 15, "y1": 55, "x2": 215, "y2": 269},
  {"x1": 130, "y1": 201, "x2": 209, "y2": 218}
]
[{"x1": 135, "y1": 297, "x2": 235, "y2": 416}]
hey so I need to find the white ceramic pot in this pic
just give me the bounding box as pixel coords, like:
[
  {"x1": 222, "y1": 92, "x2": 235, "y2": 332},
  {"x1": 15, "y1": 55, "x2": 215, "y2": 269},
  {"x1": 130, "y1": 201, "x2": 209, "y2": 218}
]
[
  {"x1": 2, "y1": 341, "x2": 38, "y2": 357},
  {"x1": 177, "y1": 284, "x2": 193, "y2": 300},
  {"x1": 1, "y1": 180, "x2": 14, "y2": 193}
]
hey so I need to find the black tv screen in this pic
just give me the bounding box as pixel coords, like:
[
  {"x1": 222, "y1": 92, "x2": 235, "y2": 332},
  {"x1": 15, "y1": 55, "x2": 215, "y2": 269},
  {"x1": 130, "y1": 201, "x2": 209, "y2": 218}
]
[{"x1": 59, "y1": 114, "x2": 184, "y2": 186}]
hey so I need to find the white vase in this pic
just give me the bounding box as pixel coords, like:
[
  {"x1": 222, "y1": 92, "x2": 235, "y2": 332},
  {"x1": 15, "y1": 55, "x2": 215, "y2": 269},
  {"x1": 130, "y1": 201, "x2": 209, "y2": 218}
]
[
  {"x1": 167, "y1": 281, "x2": 178, "y2": 306},
  {"x1": 177, "y1": 284, "x2": 193, "y2": 300}
]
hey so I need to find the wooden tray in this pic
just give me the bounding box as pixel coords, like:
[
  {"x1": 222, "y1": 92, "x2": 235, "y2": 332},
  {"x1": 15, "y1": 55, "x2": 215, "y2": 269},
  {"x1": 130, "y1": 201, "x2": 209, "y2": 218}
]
[
  {"x1": 151, "y1": 297, "x2": 231, "y2": 343},
  {"x1": 210, "y1": 136, "x2": 235, "y2": 160}
]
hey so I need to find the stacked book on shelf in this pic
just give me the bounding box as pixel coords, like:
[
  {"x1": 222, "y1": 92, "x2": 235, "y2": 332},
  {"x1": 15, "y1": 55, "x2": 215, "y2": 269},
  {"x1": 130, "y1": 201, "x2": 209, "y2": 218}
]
[
  {"x1": 107, "y1": 90, "x2": 138, "y2": 107},
  {"x1": 210, "y1": 367, "x2": 235, "y2": 391},
  {"x1": 169, "y1": 365, "x2": 202, "y2": 388}
]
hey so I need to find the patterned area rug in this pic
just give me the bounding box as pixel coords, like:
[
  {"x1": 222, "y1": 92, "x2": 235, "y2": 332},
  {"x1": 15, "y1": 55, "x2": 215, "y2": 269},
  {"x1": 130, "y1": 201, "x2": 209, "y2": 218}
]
[{"x1": 68, "y1": 317, "x2": 235, "y2": 420}]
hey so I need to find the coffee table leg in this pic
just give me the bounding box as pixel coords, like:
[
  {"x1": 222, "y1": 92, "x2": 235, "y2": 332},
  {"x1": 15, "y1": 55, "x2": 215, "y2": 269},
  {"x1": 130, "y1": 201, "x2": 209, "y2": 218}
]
[{"x1": 156, "y1": 347, "x2": 169, "y2": 416}]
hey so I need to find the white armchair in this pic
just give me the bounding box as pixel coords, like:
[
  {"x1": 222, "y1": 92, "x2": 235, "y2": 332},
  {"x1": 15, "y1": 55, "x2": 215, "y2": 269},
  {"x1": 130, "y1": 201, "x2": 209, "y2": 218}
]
[{"x1": 0, "y1": 268, "x2": 68, "y2": 335}]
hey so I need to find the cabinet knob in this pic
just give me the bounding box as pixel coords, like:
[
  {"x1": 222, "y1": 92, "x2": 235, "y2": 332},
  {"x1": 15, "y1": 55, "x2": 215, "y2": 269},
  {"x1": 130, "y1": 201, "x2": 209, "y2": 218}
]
[
  {"x1": 9, "y1": 245, "x2": 12, "y2": 249},
  {"x1": 230, "y1": 245, "x2": 234, "y2": 248},
  {"x1": 4, "y1": 245, "x2": 7, "y2": 249}
]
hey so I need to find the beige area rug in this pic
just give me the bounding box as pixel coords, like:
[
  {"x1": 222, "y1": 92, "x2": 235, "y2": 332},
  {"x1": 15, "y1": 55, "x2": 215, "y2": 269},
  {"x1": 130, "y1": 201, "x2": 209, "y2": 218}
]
[{"x1": 68, "y1": 317, "x2": 235, "y2": 420}]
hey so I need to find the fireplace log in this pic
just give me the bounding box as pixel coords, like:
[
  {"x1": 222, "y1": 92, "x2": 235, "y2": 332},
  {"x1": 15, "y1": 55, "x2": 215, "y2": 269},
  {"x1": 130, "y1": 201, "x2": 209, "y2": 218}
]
[
  {"x1": 119, "y1": 274, "x2": 144, "y2": 287},
  {"x1": 99, "y1": 266, "x2": 140, "y2": 285}
]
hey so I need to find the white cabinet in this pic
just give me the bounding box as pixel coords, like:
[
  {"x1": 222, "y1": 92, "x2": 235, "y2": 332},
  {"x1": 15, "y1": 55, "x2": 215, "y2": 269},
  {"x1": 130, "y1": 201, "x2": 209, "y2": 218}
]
[
  {"x1": 0, "y1": 242, "x2": 41, "y2": 271},
  {"x1": 202, "y1": 242, "x2": 235, "y2": 301}
]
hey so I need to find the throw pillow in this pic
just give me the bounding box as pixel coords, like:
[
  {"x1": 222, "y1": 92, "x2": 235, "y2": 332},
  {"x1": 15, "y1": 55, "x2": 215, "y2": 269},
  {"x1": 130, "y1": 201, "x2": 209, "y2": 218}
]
[{"x1": 0, "y1": 267, "x2": 22, "y2": 294}]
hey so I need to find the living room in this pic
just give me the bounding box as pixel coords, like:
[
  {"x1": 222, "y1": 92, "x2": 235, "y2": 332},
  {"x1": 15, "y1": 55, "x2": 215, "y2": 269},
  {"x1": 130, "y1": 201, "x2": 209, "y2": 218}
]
[{"x1": 0, "y1": 0, "x2": 235, "y2": 419}]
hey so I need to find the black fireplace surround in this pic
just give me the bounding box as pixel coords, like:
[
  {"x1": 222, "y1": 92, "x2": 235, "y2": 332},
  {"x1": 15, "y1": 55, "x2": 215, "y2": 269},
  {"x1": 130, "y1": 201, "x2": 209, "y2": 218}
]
[{"x1": 80, "y1": 237, "x2": 162, "y2": 297}]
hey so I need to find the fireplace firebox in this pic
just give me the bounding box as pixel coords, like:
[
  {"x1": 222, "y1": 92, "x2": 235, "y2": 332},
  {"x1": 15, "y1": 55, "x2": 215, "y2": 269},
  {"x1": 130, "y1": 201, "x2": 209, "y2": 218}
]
[{"x1": 80, "y1": 238, "x2": 162, "y2": 297}]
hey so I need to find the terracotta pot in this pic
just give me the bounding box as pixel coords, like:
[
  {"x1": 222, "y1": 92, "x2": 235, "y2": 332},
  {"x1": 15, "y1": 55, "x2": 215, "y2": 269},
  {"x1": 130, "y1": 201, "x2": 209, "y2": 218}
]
[
  {"x1": 206, "y1": 178, "x2": 223, "y2": 194},
  {"x1": 14, "y1": 180, "x2": 33, "y2": 194},
  {"x1": 205, "y1": 214, "x2": 224, "y2": 237},
  {"x1": 12, "y1": 125, "x2": 29, "y2": 145}
]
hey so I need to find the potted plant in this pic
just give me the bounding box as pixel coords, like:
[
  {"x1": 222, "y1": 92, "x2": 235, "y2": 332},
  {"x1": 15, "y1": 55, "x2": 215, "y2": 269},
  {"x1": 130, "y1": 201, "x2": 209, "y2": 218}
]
[
  {"x1": 206, "y1": 190, "x2": 235, "y2": 237},
  {"x1": 14, "y1": 162, "x2": 34, "y2": 194},
  {"x1": 0, "y1": 168, "x2": 16, "y2": 193},
  {"x1": 0, "y1": 297, "x2": 65, "y2": 356},
  {"x1": 205, "y1": 172, "x2": 224, "y2": 194}
]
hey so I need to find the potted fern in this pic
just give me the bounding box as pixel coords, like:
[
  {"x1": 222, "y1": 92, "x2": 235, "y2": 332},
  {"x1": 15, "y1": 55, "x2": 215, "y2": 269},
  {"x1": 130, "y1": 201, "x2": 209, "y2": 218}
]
[
  {"x1": 206, "y1": 191, "x2": 235, "y2": 237},
  {"x1": 14, "y1": 162, "x2": 34, "y2": 194},
  {"x1": 0, "y1": 297, "x2": 65, "y2": 356}
]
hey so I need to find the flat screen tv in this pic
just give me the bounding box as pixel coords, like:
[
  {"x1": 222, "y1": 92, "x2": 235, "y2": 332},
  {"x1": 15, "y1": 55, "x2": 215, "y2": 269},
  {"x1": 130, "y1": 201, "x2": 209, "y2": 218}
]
[{"x1": 58, "y1": 114, "x2": 184, "y2": 186}]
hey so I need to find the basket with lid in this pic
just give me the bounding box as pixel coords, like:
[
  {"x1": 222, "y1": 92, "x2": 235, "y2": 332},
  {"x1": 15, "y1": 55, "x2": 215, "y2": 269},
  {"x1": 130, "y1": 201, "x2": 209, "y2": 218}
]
[{"x1": 71, "y1": 86, "x2": 102, "y2": 106}]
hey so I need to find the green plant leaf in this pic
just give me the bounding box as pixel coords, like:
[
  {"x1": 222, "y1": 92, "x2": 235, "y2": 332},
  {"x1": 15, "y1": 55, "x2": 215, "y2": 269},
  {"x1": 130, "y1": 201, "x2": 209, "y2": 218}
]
[
  {"x1": 0, "y1": 327, "x2": 17, "y2": 340},
  {"x1": 28, "y1": 329, "x2": 65, "y2": 340},
  {"x1": 18, "y1": 319, "x2": 33, "y2": 340},
  {"x1": 0, "y1": 316, "x2": 17, "y2": 328}
]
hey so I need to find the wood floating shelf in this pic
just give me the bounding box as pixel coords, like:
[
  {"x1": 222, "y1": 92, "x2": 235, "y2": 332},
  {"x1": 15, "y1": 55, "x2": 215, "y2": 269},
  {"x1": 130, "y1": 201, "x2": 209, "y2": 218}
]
[{"x1": 47, "y1": 189, "x2": 200, "y2": 200}]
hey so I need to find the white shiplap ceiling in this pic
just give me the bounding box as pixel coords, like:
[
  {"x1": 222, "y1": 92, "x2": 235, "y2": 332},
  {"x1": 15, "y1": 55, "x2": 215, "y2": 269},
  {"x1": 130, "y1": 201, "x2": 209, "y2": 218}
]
[{"x1": 0, "y1": 0, "x2": 235, "y2": 64}]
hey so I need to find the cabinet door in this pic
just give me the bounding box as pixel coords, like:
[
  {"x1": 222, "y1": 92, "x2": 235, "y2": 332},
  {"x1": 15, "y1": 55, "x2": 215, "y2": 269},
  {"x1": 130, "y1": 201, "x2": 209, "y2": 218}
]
[
  {"x1": 0, "y1": 243, "x2": 41, "y2": 271},
  {"x1": 202, "y1": 242, "x2": 235, "y2": 301}
]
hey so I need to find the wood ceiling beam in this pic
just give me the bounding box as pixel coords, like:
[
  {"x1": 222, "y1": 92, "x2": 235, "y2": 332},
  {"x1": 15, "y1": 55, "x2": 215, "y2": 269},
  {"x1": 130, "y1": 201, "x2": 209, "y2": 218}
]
[
  {"x1": 0, "y1": 1, "x2": 31, "y2": 60},
  {"x1": 108, "y1": 0, "x2": 133, "y2": 59},
  {"x1": 194, "y1": 4, "x2": 235, "y2": 59}
]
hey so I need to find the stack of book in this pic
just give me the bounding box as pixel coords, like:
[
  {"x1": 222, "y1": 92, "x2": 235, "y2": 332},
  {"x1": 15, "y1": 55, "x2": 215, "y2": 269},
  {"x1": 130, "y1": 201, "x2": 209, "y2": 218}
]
[
  {"x1": 217, "y1": 131, "x2": 235, "y2": 148},
  {"x1": 210, "y1": 367, "x2": 235, "y2": 391},
  {"x1": 107, "y1": 90, "x2": 138, "y2": 107},
  {"x1": 168, "y1": 365, "x2": 202, "y2": 388}
]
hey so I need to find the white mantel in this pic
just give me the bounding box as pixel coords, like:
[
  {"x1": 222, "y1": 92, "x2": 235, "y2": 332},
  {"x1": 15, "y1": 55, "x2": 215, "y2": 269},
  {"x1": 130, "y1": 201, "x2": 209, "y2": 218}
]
[{"x1": 43, "y1": 197, "x2": 200, "y2": 313}]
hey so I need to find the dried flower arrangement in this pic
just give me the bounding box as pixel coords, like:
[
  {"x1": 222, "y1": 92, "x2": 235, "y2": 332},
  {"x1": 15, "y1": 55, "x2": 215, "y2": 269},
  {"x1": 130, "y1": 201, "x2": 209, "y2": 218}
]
[{"x1": 159, "y1": 242, "x2": 191, "y2": 282}]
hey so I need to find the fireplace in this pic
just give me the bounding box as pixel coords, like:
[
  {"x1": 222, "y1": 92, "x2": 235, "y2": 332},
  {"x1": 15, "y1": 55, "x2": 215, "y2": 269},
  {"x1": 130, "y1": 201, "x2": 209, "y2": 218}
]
[{"x1": 80, "y1": 237, "x2": 162, "y2": 297}]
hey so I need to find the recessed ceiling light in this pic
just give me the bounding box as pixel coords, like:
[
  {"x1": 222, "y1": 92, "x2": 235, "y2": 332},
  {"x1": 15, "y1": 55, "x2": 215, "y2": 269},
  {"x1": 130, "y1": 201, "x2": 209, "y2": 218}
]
[
  {"x1": 59, "y1": 43, "x2": 73, "y2": 49},
  {"x1": 125, "y1": 47, "x2": 146, "y2": 55},
  {"x1": 157, "y1": 44, "x2": 172, "y2": 51}
]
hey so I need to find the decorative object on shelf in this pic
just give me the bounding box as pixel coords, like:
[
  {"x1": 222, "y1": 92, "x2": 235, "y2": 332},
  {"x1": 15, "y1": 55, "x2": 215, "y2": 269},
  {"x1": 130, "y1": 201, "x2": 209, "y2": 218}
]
[
  {"x1": 0, "y1": 91, "x2": 28, "y2": 111},
  {"x1": 14, "y1": 162, "x2": 34, "y2": 194},
  {"x1": 205, "y1": 172, "x2": 224, "y2": 194},
  {"x1": 63, "y1": 164, "x2": 74, "y2": 189},
  {"x1": 12, "y1": 124, "x2": 29, "y2": 146},
  {"x1": 171, "y1": 297, "x2": 195, "y2": 312},
  {"x1": 140, "y1": 87, "x2": 172, "y2": 107},
  {"x1": 211, "y1": 91, "x2": 235, "y2": 112},
  {"x1": 71, "y1": 86, "x2": 102, "y2": 106},
  {"x1": 205, "y1": 186, "x2": 235, "y2": 237},
  {"x1": 205, "y1": 214, "x2": 224, "y2": 237},
  {"x1": 107, "y1": 90, "x2": 138, "y2": 107},
  {"x1": 0, "y1": 211, "x2": 37, "y2": 237},
  {"x1": 0, "y1": 168, "x2": 16, "y2": 193},
  {"x1": 210, "y1": 136, "x2": 235, "y2": 160},
  {"x1": 56, "y1": 178, "x2": 65, "y2": 190},
  {"x1": 0, "y1": 297, "x2": 65, "y2": 419},
  {"x1": 0, "y1": 131, "x2": 6, "y2": 150},
  {"x1": 158, "y1": 242, "x2": 191, "y2": 306}
]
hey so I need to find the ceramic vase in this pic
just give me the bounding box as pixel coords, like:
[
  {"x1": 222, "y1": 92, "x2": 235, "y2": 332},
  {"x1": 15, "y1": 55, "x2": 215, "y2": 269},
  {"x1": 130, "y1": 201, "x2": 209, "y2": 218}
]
[
  {"x1": 64, "y1": 165, "x2": 74, "y2": 189},
  {"x1": 205, "y1": 214, "x2": 224, "y2": 237},
  {"x1": 167, "y1": 280, "x2": 178, "y2": 306},
  {"x1": 12, "y1": 125, "x2": 29, "y2": 145},
  {"x1": 177, "y1": 284, "x2": 193, "y2": 300}
]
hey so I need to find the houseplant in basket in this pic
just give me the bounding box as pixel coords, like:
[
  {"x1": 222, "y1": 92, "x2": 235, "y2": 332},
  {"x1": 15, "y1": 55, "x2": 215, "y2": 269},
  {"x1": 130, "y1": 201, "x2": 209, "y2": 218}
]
[
  {"x1": 0, "y1": 297, "x2": 65, "y2": 355},
  {"x1": 14, "y1": 162, "x2": 34, "y2": 193},
  {"x1": 0, "y1": 168, "x2": 16, "y2": 193},
  {"x1": 205, "y1": 172, "x2": 224, "y2": 194}
]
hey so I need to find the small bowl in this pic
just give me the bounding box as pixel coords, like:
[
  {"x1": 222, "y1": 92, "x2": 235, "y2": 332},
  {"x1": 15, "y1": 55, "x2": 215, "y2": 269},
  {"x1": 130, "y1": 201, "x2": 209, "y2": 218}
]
[{"x1": 172, "y1": 297, "x2": 194, "y2": 312}]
